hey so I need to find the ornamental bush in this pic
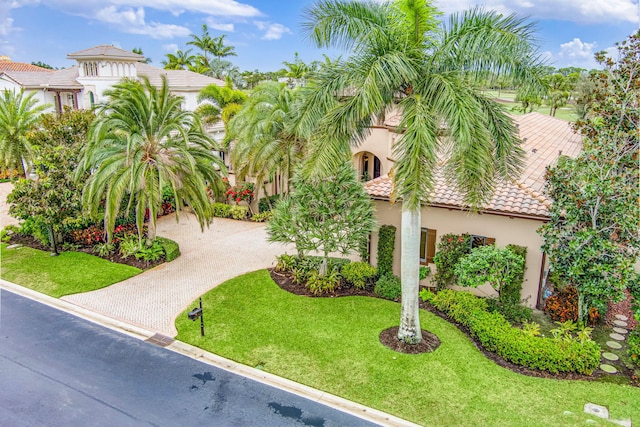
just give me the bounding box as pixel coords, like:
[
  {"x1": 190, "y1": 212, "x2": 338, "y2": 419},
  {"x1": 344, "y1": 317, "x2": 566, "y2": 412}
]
[
  {"x1": 375, "y1": 274, "x2": 401, "y2": 301},
  {"x1": 544, "y1": 285, "x2": 578, "y2": 322},
  {"x1": 258, "y1": 194, "x2": 281, "y2": 213},
  {"x1": 156, "y1": 237, "x2": 180, "y2": 262},
  {"x1": 376, "y1": 225, "x2": 396, "y2": 276},
  {"x1": 226, "y1": 181, "x2": 255, "y2": 204},
  {"x1": 341, "y1": 262, "x2": 378, "y2": 289},
  {"x1": 229, "y1": 205, "x2": 248, "y2": 220},
  {"x1": 421, "y1": 289, "x2": 600, "y2": 374},
  {"x1": 212, "y1": 203, "x2": 231, "y2": 218},
  {"x1": 433, "y1": 233, "x2": 471, "y2": 290}
]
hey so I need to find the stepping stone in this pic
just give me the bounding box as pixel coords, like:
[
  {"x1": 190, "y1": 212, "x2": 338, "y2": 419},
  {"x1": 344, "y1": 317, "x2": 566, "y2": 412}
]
[
  {"x1": 585, "y1": 402, "x2": 610, "y2": 419},
  {"x1": 600, "y1": 364, "x2": 618, "y2": 374},
  {"x1": 607, "y1": 341, "x2": 623, "y2": 349},
  {"x1": 610, "y1": 418, "x2": 632, "y2": 427},
  {"x1": 610, "y1": 333, "x2": 626, "y2": 341},
  {"x1": 613, "y1": 320, "x2": 628, "y2": 327},
  {"x1": 615, "y1": 314, "x2": 628, "y2": 321},
  {"x1": 613, "y1": 327, "x2": 628, "y2": 334},
  {"x1": 6, "y1": 244, "x2": 22, "y2": 249},
  {"x1": 602, "y1": 352, "x2": 619, "y2": 361}
]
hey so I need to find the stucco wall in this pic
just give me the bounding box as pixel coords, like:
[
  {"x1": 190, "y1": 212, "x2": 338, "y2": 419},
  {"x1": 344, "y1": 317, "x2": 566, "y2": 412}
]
[{"x1": 370, "y1": 200, "x2": 547, "y2": 307}]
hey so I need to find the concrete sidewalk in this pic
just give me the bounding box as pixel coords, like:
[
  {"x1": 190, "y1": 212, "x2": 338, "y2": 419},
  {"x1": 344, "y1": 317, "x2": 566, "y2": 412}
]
[{"x1": 63, "y1": 212, "x2": 292, "y2": 336}]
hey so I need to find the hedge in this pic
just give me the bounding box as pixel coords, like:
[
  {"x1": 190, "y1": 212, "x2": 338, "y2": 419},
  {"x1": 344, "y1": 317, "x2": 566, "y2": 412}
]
[
  {"x1": 420, "y1": 289, "x2": 600, "y2": 375},
  {"x1": 156, "y1": 237, "x2": 180, "y2": 262},
  {"x1": 376, "y1": 225, "x2": 396, "y2": 276}
]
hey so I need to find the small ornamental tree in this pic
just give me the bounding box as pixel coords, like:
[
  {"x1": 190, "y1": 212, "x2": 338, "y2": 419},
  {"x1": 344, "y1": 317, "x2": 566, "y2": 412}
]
[
  {"x1": 455, "y1": 245, "x2": 525, "y2": 304},
  {"x1": 539, "y1": 31, "x2": 640, "y2": 321},
  {"x1": 8, "y1": 109, "x2": 94, "y2": 253},
  {"x1": 267, "y1": 162, "x2": 375, "y2": 275},
  {"x1": 433, "y1": 233, "x2": 472, "y2": 290}
]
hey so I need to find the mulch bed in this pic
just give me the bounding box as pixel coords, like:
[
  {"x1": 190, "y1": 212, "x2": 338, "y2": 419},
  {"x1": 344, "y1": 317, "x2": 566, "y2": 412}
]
[
  {"x1": 269, "y1": 269, "x2": 639, "y2": 386},
  {"x1": 6, "y1": 234, "x2": 164, "y2": 270}
]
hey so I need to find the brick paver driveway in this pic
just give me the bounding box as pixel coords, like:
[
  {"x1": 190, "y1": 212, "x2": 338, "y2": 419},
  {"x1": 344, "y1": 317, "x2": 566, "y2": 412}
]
[{"x1": 63, "y1": 212, "x2": 291, "y2": 337}]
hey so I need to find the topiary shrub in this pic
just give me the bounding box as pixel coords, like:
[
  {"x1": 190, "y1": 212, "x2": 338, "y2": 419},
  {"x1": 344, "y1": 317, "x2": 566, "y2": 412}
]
[
  {"x1": 376, "y1": 225, "x2": 396, "y2": 276},
  {"x1": 375, "y1": 274, "x2": 401, "y2": 300},
  {"x1": 433, "y1": 233, "x2": 471, "y2": 290},
  {"x1": 421, "y1": 289, "x2": 600, "y2": 374},
  {"x1": 229, "y1": 205, "x2": 248, "y2": 220},
  {"x1": 504, "y1": 244, "x2": 528, "y2": 305},
  {"x1": 342, "y1": 262, "x2": 378, "y2": 289},
  {"x1": 212, "y1": 203, "x2": 231, "y2": 218},
  {"x1": 156, "y1": 236, "x2": 180, "y2": 262}
]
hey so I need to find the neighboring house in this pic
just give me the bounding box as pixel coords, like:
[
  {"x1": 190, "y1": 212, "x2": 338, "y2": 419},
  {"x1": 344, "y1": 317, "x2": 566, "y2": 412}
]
[
  {"x1": 0, "y1": 45, "x2": 227, "y2": 144},
  {"x1": 359, "y1": 112, "x2": 582, "y2": 308}
]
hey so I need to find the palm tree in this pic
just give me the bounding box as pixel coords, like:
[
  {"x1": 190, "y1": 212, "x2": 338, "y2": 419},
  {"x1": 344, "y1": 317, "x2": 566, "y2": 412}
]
[
  {"x1": 196, "y1": 78, "x2": 247, "y2": 126},
  {"x1": 298, "y1": 0, "x2": 543, "y2": 344},
  {"x1": 211, "y1": 35, "x2": 237, "y2": 61},
  {"x1": 162, "y1": 49, "x2": 195, "y2": 70},
  {"x1": 132, "y1": 47, "x2": 151, "y2": 64},
  {"x1": 0, "y1": 89, "x2": 49, "y2": 178},
  {"x1": 78, "y1": 76, "x2": 226, "y2": 246},
  {"x1": 228, "y1": 81, "x2": 305, "y2": 195}
]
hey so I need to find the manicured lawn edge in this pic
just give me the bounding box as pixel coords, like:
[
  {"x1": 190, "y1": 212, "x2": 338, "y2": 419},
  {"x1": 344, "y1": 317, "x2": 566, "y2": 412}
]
[
  {"x1": 1, "y1": 243, "x2": 141, "y2": 297},
  {"x1": 176, "y1": 270, "x2": 640, "y2": 426}
]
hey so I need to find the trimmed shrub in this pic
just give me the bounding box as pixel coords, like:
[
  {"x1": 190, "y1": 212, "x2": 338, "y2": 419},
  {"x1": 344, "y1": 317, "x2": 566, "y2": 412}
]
[
  {"x1": 252, "y1": 211, "x2": 273, "y2": 222},
  {"x1": 433, "y1": 233, "x2": 471, "y2": 290},
  {"x1": 156, "y1": 237, "x2": 180, "y2": 262},
  {"x1": 212, "y1": 203, "x2": 231, "y2": 218},
  {"x1": 421, "y1": 289, "x2": 600, "y2": 374},
  {"x1": 377, "y1": 225, "x2": 396, "y2": 276},
  {"x1": 229, "y1": 205, "x2": 248, "y2": 220},
  {"x1": 259, "y1": 194, "x2": 281, "y2": 213},
  {"x1": 375, "y1": 274, "x2": 401, "y2": 301},
  {"x1": 504, "y1": 244, "x2": 528, "y2": 305},
  {"x1": 342, "y1": 262, "x2": 378, "y2": 289}
]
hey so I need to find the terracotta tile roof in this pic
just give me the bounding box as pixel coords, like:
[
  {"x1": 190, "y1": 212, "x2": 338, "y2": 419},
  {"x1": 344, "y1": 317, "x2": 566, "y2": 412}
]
[
  {"x1": 364, "y1": 112, "x2": 582, "y2": 219},
  {"x1": 136, "y1": 63, "x2": 225, "y2": 90},
  {"x1": 67, "y1": 45, "x2": 144, "y2": 61},
  {"x1": 0, "y1": 61, "x2": 53, "y2": 72}
]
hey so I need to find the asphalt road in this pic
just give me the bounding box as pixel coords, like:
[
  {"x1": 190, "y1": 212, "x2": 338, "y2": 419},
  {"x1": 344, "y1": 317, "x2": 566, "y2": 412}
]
[{"x1": 0, "y1": 290, "x2": 377, "y2": 427}]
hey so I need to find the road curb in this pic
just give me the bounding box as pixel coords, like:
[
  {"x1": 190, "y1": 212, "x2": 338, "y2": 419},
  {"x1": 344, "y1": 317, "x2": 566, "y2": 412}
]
[{"x1": 1, "y1": 280, "x2": 420, "y2": 427}]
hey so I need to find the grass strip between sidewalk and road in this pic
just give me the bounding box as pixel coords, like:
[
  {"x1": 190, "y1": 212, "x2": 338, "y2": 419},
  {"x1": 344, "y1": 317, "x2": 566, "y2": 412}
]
[
  {"x1": 176, "y1": 270, "x2": 640, "y2": 427},
  {"x1": 1, "y1": 243, "x2": 141, "y2": 297}
]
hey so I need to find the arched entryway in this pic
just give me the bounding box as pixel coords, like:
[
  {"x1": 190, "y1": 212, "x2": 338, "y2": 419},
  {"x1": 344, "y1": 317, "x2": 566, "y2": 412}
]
[{"x1": 355, "y1": 151, "x2": 382, "y2": 181}]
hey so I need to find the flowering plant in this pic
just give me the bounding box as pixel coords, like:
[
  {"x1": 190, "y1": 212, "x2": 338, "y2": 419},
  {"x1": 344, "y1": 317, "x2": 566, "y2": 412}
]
[{"x1": 225, "y1": 181, "x2": 255, "y2": 203}]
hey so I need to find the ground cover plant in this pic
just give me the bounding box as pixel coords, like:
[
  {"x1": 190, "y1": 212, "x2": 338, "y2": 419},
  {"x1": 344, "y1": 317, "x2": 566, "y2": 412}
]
[
  {"x1": 1, "y1": 243, "x2": 140, "y2": 297},
  {"x1": 176, "y1": 270, "x2": 640, "y2": 426}
]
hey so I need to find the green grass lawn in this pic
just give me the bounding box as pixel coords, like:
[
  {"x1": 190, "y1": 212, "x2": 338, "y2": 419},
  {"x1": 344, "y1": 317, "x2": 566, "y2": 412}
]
[
  {"x1": 176, "y1": 270, "x2": 640, "y2": 426},
  {"x1": 1, "y1": 243, "x2": 141, "y2": 297}
]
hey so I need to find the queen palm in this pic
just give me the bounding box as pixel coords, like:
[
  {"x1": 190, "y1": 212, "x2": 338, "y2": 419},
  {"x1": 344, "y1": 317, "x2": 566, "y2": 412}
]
[
  {"x1": 162, "y1": 49, "x2": 195, "y2": 70},
  {"x1": 299, "y1": 0, "x2": 544, "y2": 344},
  {"x1": 0, "y1": 89, "x2": 49, "y2": 178},
  {"x1": 78, "y1": 76, "x2": 225, "y2": 245},
  {"x1": 228, "y1": 81, "x2": 305, "y2": 195},
  {"x1": 196, "y1": 78, "x2": 247, "y2": 126}
]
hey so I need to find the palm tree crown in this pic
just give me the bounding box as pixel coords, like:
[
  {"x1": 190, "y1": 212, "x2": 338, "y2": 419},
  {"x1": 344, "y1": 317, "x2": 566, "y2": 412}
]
[
  {"x1": 78, "y1": 76, "x2": 225, "y2": 245},
  {"x1": 0, "y1": 89, "x2": 49, "y2": 178}
]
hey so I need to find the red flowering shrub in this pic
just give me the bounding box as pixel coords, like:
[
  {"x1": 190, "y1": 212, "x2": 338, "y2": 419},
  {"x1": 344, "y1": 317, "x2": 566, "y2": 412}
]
[
  {"x1": 225, "y1": 181, "x2": 255, "y2": 204},
  {"x1": 71, "y1": 226, "x2": 106, "y2": 246},
  {"x1": 544, "y1": 285, "x2": 578, "y2": 322}
]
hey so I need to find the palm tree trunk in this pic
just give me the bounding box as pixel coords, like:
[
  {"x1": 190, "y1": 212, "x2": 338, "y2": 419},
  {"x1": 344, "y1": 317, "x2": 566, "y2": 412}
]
[{"x1": 398, "y1": 205, "x2": 422, "y2": 344}]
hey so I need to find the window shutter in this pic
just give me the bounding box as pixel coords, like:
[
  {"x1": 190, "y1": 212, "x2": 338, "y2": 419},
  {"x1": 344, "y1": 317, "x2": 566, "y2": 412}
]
[
  {"x1": 486, "y1": 237, "x2": 496, "y2": 246},
  {"x1": 427, "y1": 229, "x2": 437, "y2": 264}
]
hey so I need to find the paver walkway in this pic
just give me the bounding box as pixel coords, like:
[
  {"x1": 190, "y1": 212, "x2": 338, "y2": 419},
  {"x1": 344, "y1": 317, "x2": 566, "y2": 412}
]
[
  {"x1": 0, "y1": 182, "x2": 18, "y2": 228},
  {"x1": 63, "y1": 212, "x2": 292, "y2": 337}
]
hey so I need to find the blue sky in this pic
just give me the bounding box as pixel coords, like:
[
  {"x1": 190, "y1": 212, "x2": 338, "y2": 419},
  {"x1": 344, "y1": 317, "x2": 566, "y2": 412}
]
[{"x1": 2, "y1": 0, "x2": 639, "y2": 72}]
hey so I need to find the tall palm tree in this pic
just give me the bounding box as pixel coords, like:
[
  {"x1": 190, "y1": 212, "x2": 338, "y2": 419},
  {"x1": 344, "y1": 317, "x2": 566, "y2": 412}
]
[
  {"x1": 78, "y1": 76, "x2": 226, "y2": 245},
  {"x1": 0, "y1": 89, "x2": 49, "y2": 178},
  {"x1": 162, "y1": 49, "x2": 195, "y2": 70},
  {"x1": 228, "y1": 81, "x2": 305, "y2": 195},
  {"x1": 211, "y1": 35, "x2": 237, "y2": 61},
  {"x1": 298, "y1": 0, "x2": 543, "y2": 344}
]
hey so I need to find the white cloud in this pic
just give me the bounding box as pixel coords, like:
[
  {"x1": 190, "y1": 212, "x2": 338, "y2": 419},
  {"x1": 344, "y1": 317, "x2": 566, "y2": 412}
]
[
  {"x1": 254, "y1": 21, "x2": 291, "y2": 40},
  {"x1": 95, "y1": 6, "x2": 190, "y2": 39},
  {"x1": 434, "y1": 0, "x2": 639, "y2": 24},
  {"x1": 549, "y1": 37, "x2": 619, "y2": 69},
  {"x1": 162, "y1": 43, "x2": 178, "y2": 52},
  {"x1": 559, "y1": 38, "x2": 597, "y2": 60},
  {"x1": 206, "y1": 17, "x2": 234, "y2": 32},
  {"x1": 0, "y1": 16, "x2": 14, "y2": 37}
]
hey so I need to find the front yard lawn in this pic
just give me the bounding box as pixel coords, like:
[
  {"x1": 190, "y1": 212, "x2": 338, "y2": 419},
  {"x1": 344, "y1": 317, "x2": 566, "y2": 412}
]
[
  {"x1": 176, "y1": 270, "x2": 640, "y2": 426},
  {"x1": 1, "y1": 243, "x2": 141, "y2": 297}
]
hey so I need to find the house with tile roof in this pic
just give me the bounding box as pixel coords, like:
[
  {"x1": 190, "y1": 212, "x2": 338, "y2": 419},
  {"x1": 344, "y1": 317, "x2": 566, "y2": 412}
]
[
  {"x1": 356, "y1": 112, "x2": 582, "y2": 307},
  {"x1": 0, "y1": 45, "x2": 226, "y2": 142}
]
